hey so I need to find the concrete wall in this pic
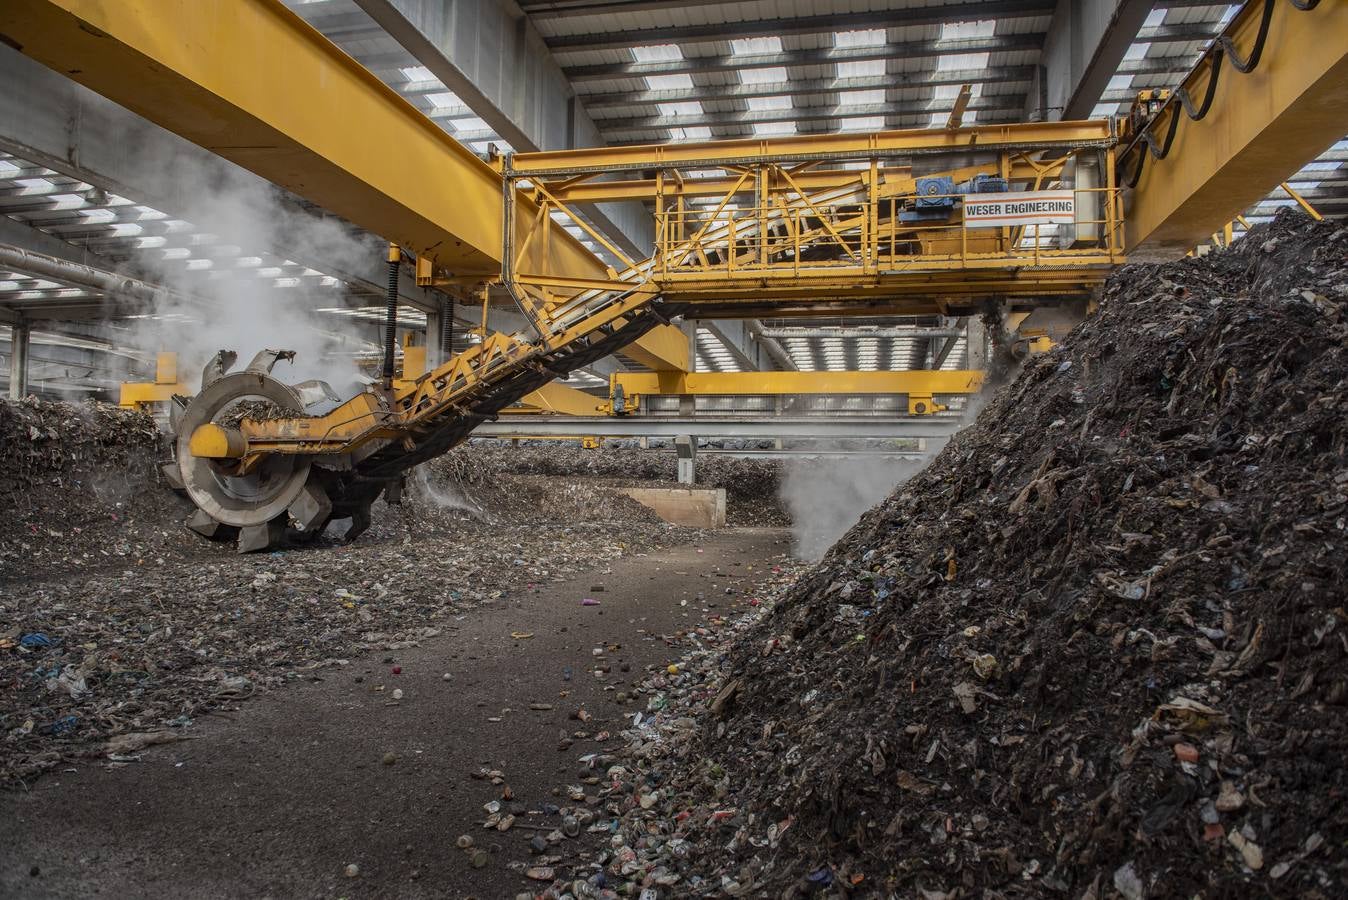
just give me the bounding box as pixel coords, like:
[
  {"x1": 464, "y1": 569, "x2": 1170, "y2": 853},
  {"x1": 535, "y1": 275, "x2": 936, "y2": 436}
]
[{"x1": 621, "y1": 487, "x2": 727, "y2": 528}]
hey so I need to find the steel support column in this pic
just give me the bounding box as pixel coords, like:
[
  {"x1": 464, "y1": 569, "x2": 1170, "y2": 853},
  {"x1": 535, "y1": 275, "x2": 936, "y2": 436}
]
[
  {"x1": 1027, "y1": 0, "x2": 1151, "y2": 121},
  {"x1": 7, "y1": 321, "x2": 31, "y2": 399},
  {"x1": 966, "y1": 319, "x2": 988, "y2": 372}
]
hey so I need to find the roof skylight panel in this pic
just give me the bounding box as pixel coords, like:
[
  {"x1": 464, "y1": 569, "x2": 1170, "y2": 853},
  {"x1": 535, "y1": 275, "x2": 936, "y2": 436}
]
[
  {"x1": 936, "y1": 52, "x2": 989, "y2": 71},
  {"x1": 425, "y1": 91, "x2": 460, "y2": 108},
  {"x1": 731, "y1": 37, "x2": 782, "y2": 55},
  {"x1": 451, "y1": 116, "x2": 489, "y2": 132},
  {"x1": 940, "y1": 20, "x2": 996, "y2": 41},
  {"x1": 837, "y1": 59, "x2": 885, "y2": 78},
  {"x1": 632, "y1": 44, "x2": 684, "y2": 63},
  {"x1": 838, "y1": 89, "x2": 885, "y2": 105},
  {"x1": 14, "y1": 177, "x2": 54, "y2": 194},
  {"x1": 839, "y1": 116, "x2": 886, "y2": 132},
  {"x1": 659, "y1": 101, "x2": 703, "y2": 117},
  {"x1": 747, "y1": 96, "x2": 792, "y2": 111},
  {"x1": 834, "y1": 29, "x2": 886, "y2": 48},
  {"x1": 740, "y1": 66, "x2": 789, "y2": 85},
  {"x1": 646, "y1": 73, "x2": 694, "y2": 90}
]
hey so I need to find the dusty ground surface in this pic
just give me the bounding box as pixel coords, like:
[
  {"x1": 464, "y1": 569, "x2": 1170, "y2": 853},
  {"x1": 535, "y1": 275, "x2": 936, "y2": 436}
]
[{"x1": 0, "y1": 527, "x2": 793, "y2": 898}]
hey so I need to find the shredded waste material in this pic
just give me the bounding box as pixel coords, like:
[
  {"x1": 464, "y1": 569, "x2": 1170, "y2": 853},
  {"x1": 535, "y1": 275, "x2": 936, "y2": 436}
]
[
  {"x1": 0, "y1": 403, "x2": 710, "y2": 786},
  {"x1": 0, "y1": 400, "x2": 186, "y2": 582},
  {"x1": 522, "y1": 211, "x2": 1347, "y2": 896},
  {"x1": 441, "y1": 443, "x2": 788, "y2": 526}
]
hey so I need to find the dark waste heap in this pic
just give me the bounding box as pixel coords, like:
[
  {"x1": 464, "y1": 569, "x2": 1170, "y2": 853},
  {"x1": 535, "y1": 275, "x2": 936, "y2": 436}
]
[{"x1": 596, "y1": 210, "x2": 1348, "y2": 897}]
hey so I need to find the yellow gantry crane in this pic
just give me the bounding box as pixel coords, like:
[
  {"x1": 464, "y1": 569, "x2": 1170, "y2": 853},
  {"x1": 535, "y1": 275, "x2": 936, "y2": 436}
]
[{"x1": 3, "y1": 0, "x2": 1343, "y2": 550}]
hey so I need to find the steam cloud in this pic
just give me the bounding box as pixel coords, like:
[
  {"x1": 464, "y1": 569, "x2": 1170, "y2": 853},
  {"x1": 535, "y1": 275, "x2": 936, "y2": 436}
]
[
  {"x1": 779, "y1": 450, "x2": 938, "y2": 562},
  {"x1": 117, "y1": 143, "x2": 381, "y2": 400},
  {"x1": 779, "y1": 390, "x2": 1004, "y2": 561}
]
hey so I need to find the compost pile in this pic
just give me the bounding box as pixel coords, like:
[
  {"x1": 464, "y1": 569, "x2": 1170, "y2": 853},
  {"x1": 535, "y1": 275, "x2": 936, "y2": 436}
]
[
  {"x1": 0, "y1": 399, "x2": 193, "y2": 580},
  {"x1": 440, "y1": 443, "x2": 787, "y2": 526},
  {"x1": 585, "y1": 211, "x2": 1348, "y2": 897},
  {"x1": 403, "y1": 460, "x2": 668, "y2": 529}
]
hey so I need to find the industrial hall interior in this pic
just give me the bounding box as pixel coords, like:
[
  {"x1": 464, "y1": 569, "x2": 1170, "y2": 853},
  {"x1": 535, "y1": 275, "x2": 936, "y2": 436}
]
[{"x1": 0, "y1": 0, "x2": 1345, "y2": 896}]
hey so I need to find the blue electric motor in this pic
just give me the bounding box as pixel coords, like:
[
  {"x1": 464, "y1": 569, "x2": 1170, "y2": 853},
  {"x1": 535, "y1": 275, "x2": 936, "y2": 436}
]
[{"x1": 914, "y1": 176, "x2": 956, "y2": 209}]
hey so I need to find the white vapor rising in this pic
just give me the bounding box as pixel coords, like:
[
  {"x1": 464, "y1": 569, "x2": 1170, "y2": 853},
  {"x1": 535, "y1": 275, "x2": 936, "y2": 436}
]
[
  {"x1": 778, "y1": 391, "x2": 999, "y2": 561},
  {"x1": 116, "y1": 144, "x2": 381, "y2": 399},
  {"x1": 408, "y1": 466, "x2": 486, "y2": 519},
  {"x1": 779, "y1": 452, "x2": 936, "y2": 562}
]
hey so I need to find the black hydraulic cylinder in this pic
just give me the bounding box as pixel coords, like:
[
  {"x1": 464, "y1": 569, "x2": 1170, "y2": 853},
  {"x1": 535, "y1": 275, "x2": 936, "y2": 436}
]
[{"x1": 382, "y1": 249, "x2": 399, "y2": 386}]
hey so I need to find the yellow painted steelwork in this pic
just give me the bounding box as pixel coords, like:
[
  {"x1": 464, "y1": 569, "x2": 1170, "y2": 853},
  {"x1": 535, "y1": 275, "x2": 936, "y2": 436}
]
[
  {"x1": 118, "y1": 352, "x2": 190, "y2": 409},
  {"x1": 188, "y1": 423, "x2": 247, "y2": 460},
  {"x1": 609, "y1": 370, "x2": 982, "y2": 417},
  {"x1": 503, "y1": 128, "x2": 1125, "y2": 329},
  {"x1": 507, "y1": 382, "x2": 606, "y2": 416},
  {"x1": 611, "y1": 370, "x2": 984, "y2": 398},
  {"x1": 1121, "y1": 0, "x2": 1348, "y2": 258},
  {"x1": 504, "y1": 121, "x2": 1114, "y2": 176},
  {"x1": 0, "y1": 0, "x2": 689, "y2": 371}
]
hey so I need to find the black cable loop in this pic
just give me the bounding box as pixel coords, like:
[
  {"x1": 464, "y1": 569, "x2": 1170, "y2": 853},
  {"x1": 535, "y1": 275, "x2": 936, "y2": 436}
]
[
  {"x1": 1116, "y1": 0, "x2": 1317, "y2": 188},
  {"x1": 1217, "y1": 0, "x2": 1275, "y2": 73},
  {"x1": 1175, "y1": 50, "x2": 1224, "y2": 121}
]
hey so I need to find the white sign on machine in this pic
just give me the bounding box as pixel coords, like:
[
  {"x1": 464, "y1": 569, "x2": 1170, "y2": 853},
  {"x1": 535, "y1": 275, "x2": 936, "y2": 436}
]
[{"x1": 963, "y1": 190, "x2": 1075, "y2": 228}]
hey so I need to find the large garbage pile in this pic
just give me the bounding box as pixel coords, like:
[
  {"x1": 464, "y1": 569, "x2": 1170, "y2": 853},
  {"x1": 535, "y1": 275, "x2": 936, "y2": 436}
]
[
  {"x1": 577, "y1": 211, "x2": 1347, "y2": 896},
  {"x1": 441, "y1": 443, "x2": 788, "y2": 526},
  {"x1": 0, "y1": 399, "x2": 194, "y2": 581}
]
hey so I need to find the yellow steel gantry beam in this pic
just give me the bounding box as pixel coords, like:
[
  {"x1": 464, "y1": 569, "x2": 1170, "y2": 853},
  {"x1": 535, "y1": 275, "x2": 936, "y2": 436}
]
[
  {"x1": 612, "y1": 369, "x2": 985, "y2": 417},
  {"x1": 0, "y1": 0, "x2": 689, "y2": 371},
  {"x1": 506, "y1": 382, "x2": 607, "y2": 416},
  {"x1": 613, "y1": 370, "x2": 984, "y2": 396},
  {"x1": 118, "y1": 352, "x2": 189, "y2": 408},
  {"x1": 504, "y1": 120, "x2": 1115, "y2": 176},
  {"x1": 1121, "y1": 0, "x2": 1348, "y2": 259}
]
